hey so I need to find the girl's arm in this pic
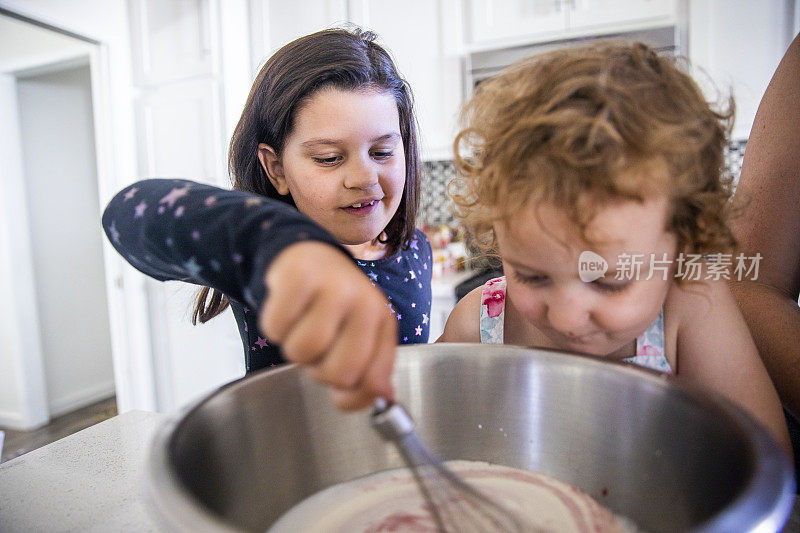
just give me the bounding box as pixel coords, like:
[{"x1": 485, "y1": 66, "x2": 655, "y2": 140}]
[
  {"x1": 102, "y1": 178, "x2": 344, "y2": 306},
  {"x1": 102, "y1": 178, "x2": 396, "y2": 409},
  {"x1": 669, "y1": 279, "x2": 791, "y2": 452},
  {"x1": 729, "y1": 32, "x2": 800, "y2": 419}
]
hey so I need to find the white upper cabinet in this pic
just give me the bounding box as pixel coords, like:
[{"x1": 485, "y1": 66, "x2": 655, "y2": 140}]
[
  {"x1": 248, "y1": 0, "x2": 348, "y2": 71},
  {"x1": 128, "y1": 0, "x2": 229, "y2": 186},
  {"x1": 467, "y1": 0, "x2": 679, "y2": 49},
  {"x1": 469, "y1": 0, "x2": 567, "y2": 44},
  {"x1": 134, "y1": 78, "x2": 225, "y2": 181},
  {"x1": 567, "y1": 0, "x2": 677, "y2": 32},
  {"x1": 127, "y1": 0, "x2": 248, "y2": 413},
  {"x1": 129, "y1": 0, "x2": 217, "y2": 85}
]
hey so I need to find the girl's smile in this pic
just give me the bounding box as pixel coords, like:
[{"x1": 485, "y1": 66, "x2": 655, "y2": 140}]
[
  {"x1": 342, "y1": 197, "x2": 382, "y2": 215},
  {"x1": 259, "y1": 87, "x2": 406, "y2": 260}
]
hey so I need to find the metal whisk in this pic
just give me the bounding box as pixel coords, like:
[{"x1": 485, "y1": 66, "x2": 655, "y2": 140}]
[{"x1": 371, "y1": 398, "x2": 537, "y2": 533}]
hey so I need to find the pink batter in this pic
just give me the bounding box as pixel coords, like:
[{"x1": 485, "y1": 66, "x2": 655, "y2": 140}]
[{"x1": 269, "y1": 461, "x2": 636, "y2": 532}]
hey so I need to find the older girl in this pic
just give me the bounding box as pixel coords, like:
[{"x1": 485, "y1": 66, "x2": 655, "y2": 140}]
[{"x1": 103, "y1": 28, "x2": 432, "y2": 409}]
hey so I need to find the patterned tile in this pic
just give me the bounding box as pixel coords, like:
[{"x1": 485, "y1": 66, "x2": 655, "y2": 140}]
[{"x1": 420, "y1": 160, "x2": 457, "y2": 227}]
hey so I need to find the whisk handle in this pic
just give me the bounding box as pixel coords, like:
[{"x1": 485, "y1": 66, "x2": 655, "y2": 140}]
[{"x1": 371, "y1": 399, "x2": 415, "y2": 441}]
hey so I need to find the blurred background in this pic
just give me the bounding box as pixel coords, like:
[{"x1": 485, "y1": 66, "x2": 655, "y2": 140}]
[{"x1": 0, "y1": 1, "x2": 797, "y2": 448}]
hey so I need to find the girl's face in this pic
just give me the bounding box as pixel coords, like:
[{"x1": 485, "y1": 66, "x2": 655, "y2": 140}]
[
  {"x1": 259, "y1": 87, "x2": 405, "y2": 259},
  {"x1": 495, "y1": 196, "x2": 678, "y2": 358}
]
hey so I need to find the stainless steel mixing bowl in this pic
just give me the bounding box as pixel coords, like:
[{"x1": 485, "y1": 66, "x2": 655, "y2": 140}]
[{"x1": 146, "y1": 344, "x2": 795, "y2": 532}]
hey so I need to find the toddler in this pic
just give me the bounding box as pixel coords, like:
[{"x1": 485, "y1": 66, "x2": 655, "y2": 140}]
[{"x1": 439, "y1": 41, "x2": 790, "y2": 449}]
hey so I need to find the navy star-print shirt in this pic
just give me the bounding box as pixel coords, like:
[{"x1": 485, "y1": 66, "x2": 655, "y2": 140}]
[{"x1": 102, "y1": 178, "x2": 433, "y2": 372}]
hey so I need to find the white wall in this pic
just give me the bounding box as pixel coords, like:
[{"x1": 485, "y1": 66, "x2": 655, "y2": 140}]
[
  {"x1": 0, "y1": 1, "x2": 137, "y2": 178},
  {"x1": 689, "y1": 0, "x2": 795, "y2": 140},
  {"x1": 0, "y1": 0, "x2": 153, "y2": 415},
  {"x1": 0, "y1": 155, "x2": 23, "y2": 419},
  {"x1": 0, "y1": 74, "x2": 49, "y2": 428},
  {"x1": 16, "y1": 64, "x2": 116, "y2": 417}
]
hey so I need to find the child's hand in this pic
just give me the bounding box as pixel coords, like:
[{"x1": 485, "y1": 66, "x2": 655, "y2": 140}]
[{"x1": 260, "y1": 241, "x2": 397, "y2": 410}]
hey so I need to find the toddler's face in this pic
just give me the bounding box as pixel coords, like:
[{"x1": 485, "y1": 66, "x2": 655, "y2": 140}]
[
  {"x1": 495, "y1": 196, "x2": 677, "y2": 358},
  {"x1": 271, "y1": 87, "x2": 406, "y2": 257}
]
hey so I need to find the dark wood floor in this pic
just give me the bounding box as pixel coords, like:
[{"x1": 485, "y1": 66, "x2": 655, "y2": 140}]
[{"x1": 0, "y1": 396, "x2": 117, "y2": 463}]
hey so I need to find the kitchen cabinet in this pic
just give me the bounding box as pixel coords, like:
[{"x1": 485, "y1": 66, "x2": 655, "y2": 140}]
[
  {"x1": 347, "y1": 0, "x2": 464, "y2": 160},
  {"x1": 248, "y1": 0, "x2": 464, "y2": 161},
  {"x1": 568, "y1": 0, "x2": 677, "y2": 30},
  {"x1": 127, "y1": 0, "x2": 248, "y2": 413},
  {"x1": 128, "y1": 0, "x2": 216, "y2": 86},
  {"x1": 247, "y1": 0, "x2": 348, "y2": 71},
  {"x1": 467, "y1": 0, "x2": 680, "y2": 50},
  {"x1": 133, "y1": 78, "x2": 226, "y2": 182}
]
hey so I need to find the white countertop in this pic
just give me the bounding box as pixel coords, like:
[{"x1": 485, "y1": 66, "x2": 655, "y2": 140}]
[{"x1": 0, "y1": 410, "x2": 168, "y2": 532}]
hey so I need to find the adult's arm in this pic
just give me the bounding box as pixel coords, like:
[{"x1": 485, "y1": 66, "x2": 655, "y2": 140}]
[{"x1": 729, "y1": 33, "x2": 800, "y2": 419}]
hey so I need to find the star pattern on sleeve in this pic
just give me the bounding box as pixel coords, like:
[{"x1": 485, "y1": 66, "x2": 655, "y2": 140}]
[
  {"x1": 108, "y1": 221, "x2": 120, "y2": 244},
  {"x1": 103, "y1": 178, "x2": 350, "y2": 374},
  {"x1": 183, "y1": 257, "x2": 202, "y2": 277},
  {"x1": 159, "y1": 185, "x2": 190, "y2": 208}
]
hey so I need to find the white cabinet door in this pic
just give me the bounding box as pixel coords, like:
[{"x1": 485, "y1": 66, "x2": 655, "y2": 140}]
[
  {"x1": 349, "y1": 0, "x2": 464, "y2": 160},
  {"x1": 466, "y1": 0, "x2": 679, "y2": 48},
  {"x1": 134, "y1": 79, "x2": 226, "y2": 184},
  {"x1": 248, "y1": 0, "x2": 348, "y2": 72},
  {"x1": 147, "y1": 280, "x2": 244, "y2": 413},
  {"x1": 468, "y1": 0, "x2": 567, "y2": 45},
  {"x1": 568, "y1": 0, "x2": 677, "y2": 33},
  {"x1": 129, "y1": 0, "x2": 216, "y2": 85}
]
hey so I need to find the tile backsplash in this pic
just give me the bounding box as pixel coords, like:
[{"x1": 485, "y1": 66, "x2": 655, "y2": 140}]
[
  {"x1": 419, "y1": 139, "x2": 749, "y2": 228},
  {"x1": 419, "y1": 160, "x2": 458, "y2": 227}
]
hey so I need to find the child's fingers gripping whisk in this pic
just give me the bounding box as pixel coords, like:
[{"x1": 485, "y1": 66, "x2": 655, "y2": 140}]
[{"x1": 261, "y1": 241, "x2": 397, "y2": 410}]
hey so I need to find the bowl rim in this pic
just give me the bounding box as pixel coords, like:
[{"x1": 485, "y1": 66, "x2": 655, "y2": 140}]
[{"x1": 144, "y1": 343, "x2": 796, "y2": 532}]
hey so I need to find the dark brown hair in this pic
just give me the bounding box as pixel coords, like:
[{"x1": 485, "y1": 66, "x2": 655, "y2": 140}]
[
  {"x1": 194, "y1": 27, "x2": 421, "y2": 323},
  {"x1": 452, "y1": 41, "x2": 736, "y2": 267}
]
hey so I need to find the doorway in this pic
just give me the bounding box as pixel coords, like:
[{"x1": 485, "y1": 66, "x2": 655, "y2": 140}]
[{"x1": 0, "y1": 12, "x2": 115, "y2": 430}]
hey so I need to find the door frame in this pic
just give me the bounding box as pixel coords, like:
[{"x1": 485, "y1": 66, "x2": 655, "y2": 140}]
[{"x1": 0, "y1": 6, "x2": 156, "y2": 424}]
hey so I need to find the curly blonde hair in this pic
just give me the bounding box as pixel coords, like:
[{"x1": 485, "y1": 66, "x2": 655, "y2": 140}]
[{"x1": 452, "y1": 41, "x2": 736, "y2": 259}]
